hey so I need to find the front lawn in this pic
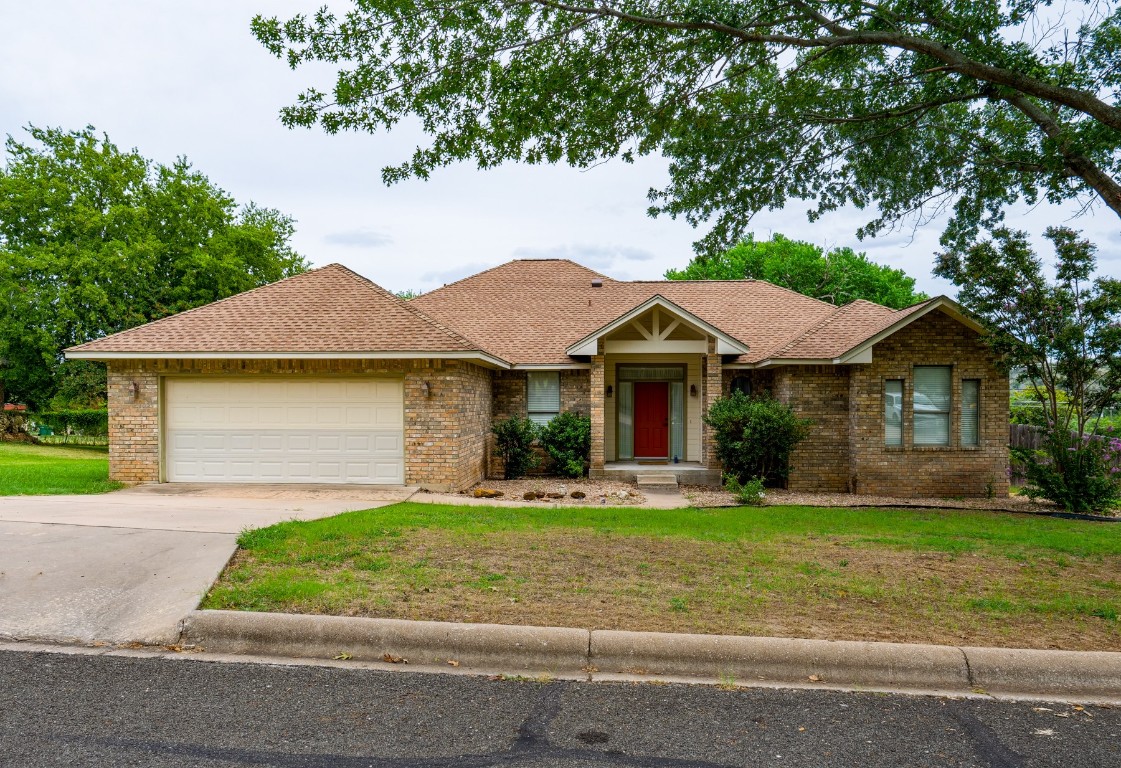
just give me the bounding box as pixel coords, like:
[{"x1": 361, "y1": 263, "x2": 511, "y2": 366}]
[
  {"x1": 204, "y1": 502, "x2": 1121, "y2": 651},
  {"x1": 0, "y1": 442, "x2": 122, "y2": 495}
]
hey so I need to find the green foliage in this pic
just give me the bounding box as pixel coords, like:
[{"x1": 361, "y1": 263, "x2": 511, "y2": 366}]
[
  {"x1": 51, "y1": 361, "x2": 107, "y2": 408},
  {"x1": 1021, "y1": 430, "x2": 1121, "y2": 515},
  {"x1": 492, "y1": 416, "x2": 540, "y2": 480},
  {"x1": 539, "y1": 411, "x2": 592, "y2": 478},
  {"x1": 704, "y1": 392, "x2": 812, "y2": 486},
  {"x1": 0, "y1": 125, "x2": 307, "y2": 408},
  {"x1": 722, "y1": 473, "x2": 766, "y2": 506},
  {"x1": 29, "y1": 409, "x2": 108, "y2": 437},
  {"x1": 254, "y1": 3, "x2": 1121, "y2": 254},
  {"x1": 936, "y1": 227, "x2": 1121, "y2": 438},
  {"x1": 939, "y1": 226, "x2": 1121, "y2": 513},
  {"x1": 666, "y1": 233, "x2": 926, "y2": 309}
]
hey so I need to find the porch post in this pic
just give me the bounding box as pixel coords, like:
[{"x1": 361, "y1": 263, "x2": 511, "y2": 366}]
[
  {"x1": 590, "y1": 342, "x2": 605, "y2": 473},
  {"x1": 704, "y1": 337, "x2": 722, "y2": 470}
]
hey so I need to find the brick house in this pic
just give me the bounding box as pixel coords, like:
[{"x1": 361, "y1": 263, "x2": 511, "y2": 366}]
[{"x1": 66, "y1": 259, "x2": 1008, "y2": 496}]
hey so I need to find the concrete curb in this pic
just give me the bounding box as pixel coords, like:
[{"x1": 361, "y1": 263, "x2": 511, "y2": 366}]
[
  {"x1": 181, "y1": 611, "x2": 589, "y2": 677},
  {"x1": 180, "y1": 610, "x2": 1121, "y2": 702},
  {"x1": 591, "y1": 630, "x2": 970, "y2": 692},
  {"x1": 963, "y1": 646, "x2": 1121, "y2": 699}
]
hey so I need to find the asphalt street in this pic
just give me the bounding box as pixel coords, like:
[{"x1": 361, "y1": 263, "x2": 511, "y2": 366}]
[{"x1": 1, "y1": 649, "x2": 1118, "y2": 767}]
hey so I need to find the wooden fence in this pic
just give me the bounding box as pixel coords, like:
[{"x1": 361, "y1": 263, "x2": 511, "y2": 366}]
[
  {"x1": 1009, "y1": 423, "x2": 1045, "y2": 451},
  {"x1": 1009, "y1": 423, "x2": 1121, "y2": 482}
]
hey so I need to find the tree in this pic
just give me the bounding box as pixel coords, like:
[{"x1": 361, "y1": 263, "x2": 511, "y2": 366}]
[
  {"x1": 255, "y1": 2, "x2": 1121, "y2": 254},
  {"x1": 665, "y1": 233, "x2": 926, "y2": 308},
  {"x1": 0, "y1": 126, "x2": 308, "y2": 408},
  {"x1": 935, "y1": 226, "x2": 1121, "y2": 512}
]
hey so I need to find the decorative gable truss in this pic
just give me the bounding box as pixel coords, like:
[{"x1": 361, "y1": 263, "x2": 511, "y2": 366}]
[{"x1": 566, "y1": 295, "x2": 749, "y2": 357}]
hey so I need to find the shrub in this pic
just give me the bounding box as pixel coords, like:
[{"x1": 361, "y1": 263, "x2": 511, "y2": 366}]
[
  {"x1": 28, "y1": 409, "x2": 109, "y2": 436},
  {"x1": 723, "y1": 473, "x2": 766, "y2": 506},
  {"x1": 540, "y1": 411, "x2": 591, "y2": 478},
  {"x1": 704, "y1": 392, "x2": 811, "y2": 485},
  {"x1": 1021, "y1": 427, "x2": 1121, "y2": 514},
  {"x1": 492, "y1": 416, "x2": 539, "y2": 480}
]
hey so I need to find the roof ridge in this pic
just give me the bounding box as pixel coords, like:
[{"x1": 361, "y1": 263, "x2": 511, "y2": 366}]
[
  {"x1": 418, "y1": 258, "x2": 614, "y2": 298},
  {"x1": 66, "y1": 264, "x2": 337, "y2": 352},
  {"x1": 331, "y1": 265, "x2": 504, "y2": 359},
  {"x1": 654, "y1": 277, "x2": 837, "y2": 308}
]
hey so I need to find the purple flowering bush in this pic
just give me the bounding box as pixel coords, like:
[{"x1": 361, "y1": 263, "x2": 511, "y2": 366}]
[{"x1": 1022, "y1": 430, "x2": 1121, "y2": 514}]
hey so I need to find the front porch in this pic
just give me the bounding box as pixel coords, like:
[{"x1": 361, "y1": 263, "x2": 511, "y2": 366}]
[
  {"x1": 594, "y1": 460, "x2": 722, "y2": 486},
  {"x1": 573, "y1": 297, "x2": 736, "y2": 487}
]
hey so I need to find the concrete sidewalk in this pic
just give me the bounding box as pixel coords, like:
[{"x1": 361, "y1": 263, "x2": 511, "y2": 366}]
[{"x1": 179, "y1": 610, "x2": 1121, "y2": 704}]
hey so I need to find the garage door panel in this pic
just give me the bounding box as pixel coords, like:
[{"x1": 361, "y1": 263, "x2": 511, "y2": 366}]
[{"x1": 165, "y1": 378, "x2": 404, "y2": 484}]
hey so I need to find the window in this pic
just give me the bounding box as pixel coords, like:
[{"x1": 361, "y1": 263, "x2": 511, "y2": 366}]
[
  {"x1": 527, "y1": 372, "x2": 560, "y2": 426},
  {"x1": 884, "y1": 379, "x2": 903, "y2": 445},
  {"x1": 913, "y1": 366, "x2": 951, "y2": 445},
  {"x1": 961, "y1": 380, "x2": 980, "y2": 446}
]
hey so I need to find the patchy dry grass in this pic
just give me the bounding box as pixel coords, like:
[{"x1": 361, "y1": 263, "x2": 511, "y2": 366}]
[{"x1": 203, "y1": 502, "x2": 1121, "y2": 651}]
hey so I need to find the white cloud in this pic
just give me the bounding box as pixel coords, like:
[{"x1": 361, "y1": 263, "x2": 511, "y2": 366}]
[{"x1": 323, "y1": 229, "x2": 393, "y2": 248}]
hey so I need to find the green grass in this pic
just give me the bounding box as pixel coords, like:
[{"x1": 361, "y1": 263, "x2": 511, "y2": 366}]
[
  {"x1": 205, "y1": 501, "x2": 1121, "y2": 650},
  {"x1": 0, "y1": 442, "x2": 122, "y2": 495},
  {"x1": 232, "y1": 500, "x2": 1121, "y2": 559}
]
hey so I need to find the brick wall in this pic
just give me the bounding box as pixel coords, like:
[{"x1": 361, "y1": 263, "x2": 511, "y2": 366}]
[
  {"x1": 848, "y1": 310, "x2": 1009, "y2": 497},
  {"x1": 105, "y1": 358, "x2": 494, "y2": 491},
  {"x1": 485, "y1": 369, "x2": 590, "y2": 479},
  {"x1": 774, "y1": 366, "x2": 852, "y2": 492},
  {"x1": 106, "y1": 366, "x2": 160, "y2": 483}
]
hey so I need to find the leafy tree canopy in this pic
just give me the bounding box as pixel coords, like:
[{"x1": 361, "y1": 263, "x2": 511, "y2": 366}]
[
  {"x1": 0, "y1": 126, "x2": 307, "y2": 409},
  {"x1": 665, "y1": 232, "x2": 927, "y2": 308},
  {"x1": 255, "y1": 1, "x2": 1121, "y2": 253},
  {"x1": 935, "y1": 226, "x2": 1121, "y2": 436}
]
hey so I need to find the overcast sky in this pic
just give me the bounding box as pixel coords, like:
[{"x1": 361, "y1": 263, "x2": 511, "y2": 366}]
[{"x1": 2, "y1": 1, "x2": 1117, "y2": 297}]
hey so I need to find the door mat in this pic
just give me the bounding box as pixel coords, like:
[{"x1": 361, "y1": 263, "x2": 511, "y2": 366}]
[{"x1": 637, "y1": 460, "x2": 669, "y2": 465}]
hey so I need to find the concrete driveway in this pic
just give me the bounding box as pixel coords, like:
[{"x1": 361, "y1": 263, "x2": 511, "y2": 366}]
[{"x1": 0, "y1": 484, "x2": 413, "y2": 646}]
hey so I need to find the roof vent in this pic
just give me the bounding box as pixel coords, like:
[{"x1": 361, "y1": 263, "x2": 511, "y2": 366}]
[{"x1": 591, "y1": 279, "x2": 603, "y2": 287}]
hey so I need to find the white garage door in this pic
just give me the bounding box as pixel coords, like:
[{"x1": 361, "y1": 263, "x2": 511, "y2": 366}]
[{"x1": 164, "y1": 377, "x2": 404, "y2": 484}]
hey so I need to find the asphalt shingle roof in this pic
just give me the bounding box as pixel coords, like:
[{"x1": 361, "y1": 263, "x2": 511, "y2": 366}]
[
  {"x1": 67, "y1": 264, "x2": 486, "y2": 356},
  {"x1": 68, "y1": 258, "x2": 945, "y2": 366}
]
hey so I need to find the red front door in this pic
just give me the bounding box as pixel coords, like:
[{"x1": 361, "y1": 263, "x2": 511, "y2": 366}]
[{"x1": 634, "y1": 381, "x2": 669, "y2": 458}]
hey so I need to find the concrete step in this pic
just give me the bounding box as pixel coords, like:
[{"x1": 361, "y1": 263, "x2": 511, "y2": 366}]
[{"x1": 635, "y1": 473, "x2": 680, "y2": 494}]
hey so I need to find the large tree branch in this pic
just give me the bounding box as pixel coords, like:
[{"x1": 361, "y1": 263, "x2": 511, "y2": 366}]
[
  {"x1": 522, "y1": 1, "x2": 1121, "y2": 132},
  {"x1": 1001, "y1": 91, "x2": 1121, "y2": 219}
]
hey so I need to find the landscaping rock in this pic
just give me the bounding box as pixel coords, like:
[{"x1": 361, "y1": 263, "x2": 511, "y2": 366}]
[
  {"x1": 570, "y1": 491, "x2": 586, "y2": 499},
  {"x1": 523, "y1": 491, "x2": 537, "y2": 501},
  {"x1": 534, "y1": 491, "x2": 547, "y2": 499},
  {"x1": 473, "y1": 488, "x2": 504, "y2": 499},
  {"x1": 546, "y1": 492, "x2": 564, "y2": 499}
]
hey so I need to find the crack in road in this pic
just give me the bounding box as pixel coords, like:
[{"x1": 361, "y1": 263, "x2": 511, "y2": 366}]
[{"x1": 945, "y1": 702, "x2": 1027, "y2": 768}]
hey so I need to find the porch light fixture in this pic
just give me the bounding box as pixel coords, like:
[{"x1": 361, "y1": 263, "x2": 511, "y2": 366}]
[
  {"x1": 689, "y1": 384, "x2": 698, "y2": 397},
  {"x1": 130, "y1": 381, "x2": 140, "y2": 401},
  {"x1": 421, "y1": 381, "x2": 431, "y2": 398},
  {"x1": 605, "y1": 385, "x2": 613, "y2": 397}
]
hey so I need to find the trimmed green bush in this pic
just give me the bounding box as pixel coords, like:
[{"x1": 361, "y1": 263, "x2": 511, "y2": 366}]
[
  {"x1": 29, "y1": 409, "x2": 108, "y2": 436},
  {"x1": 704, "y1": 392, "x2": 811, "y2": 486},
  {"x1": 492, "y1": 416, "x2": 539, "y2": 480},
  {"x1": 540, "y1": 411, "x2": 592, "y2": 478}
]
